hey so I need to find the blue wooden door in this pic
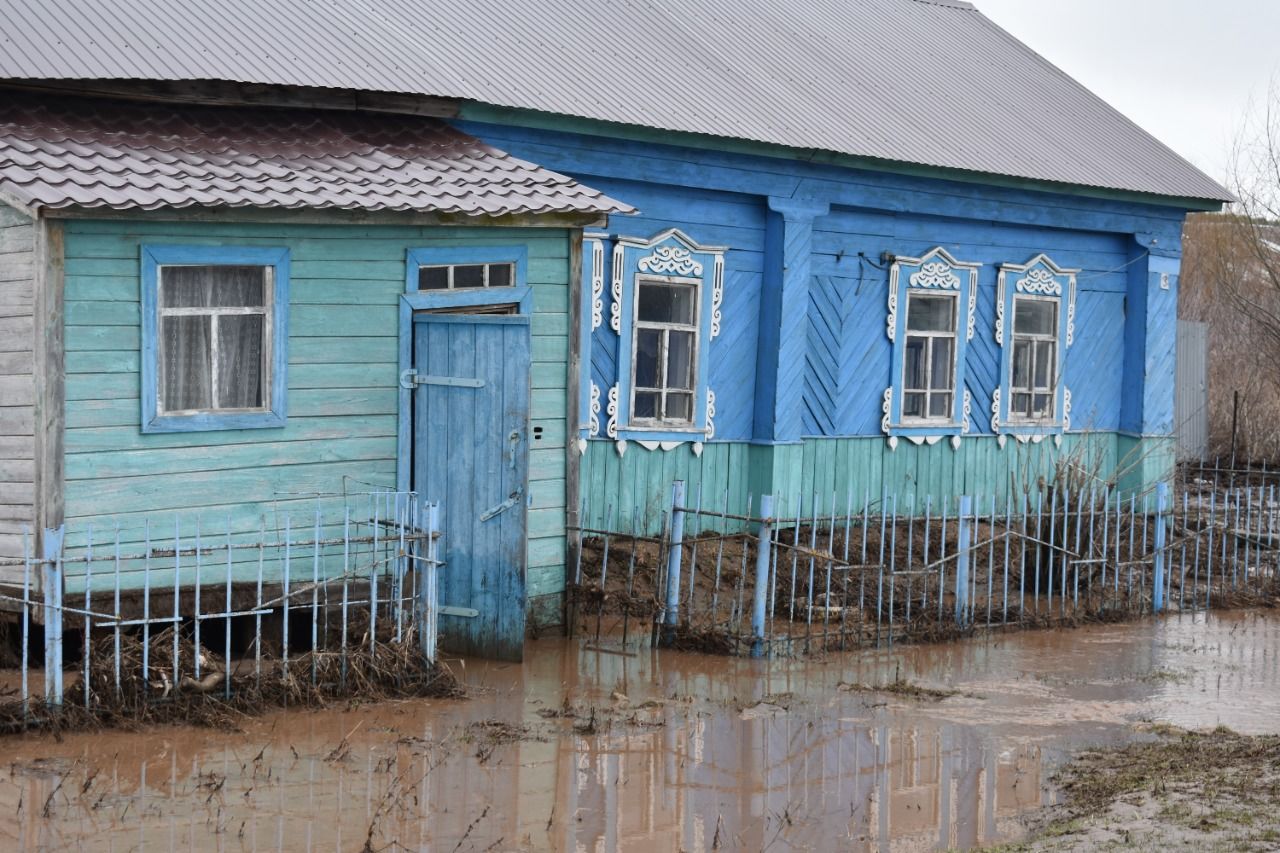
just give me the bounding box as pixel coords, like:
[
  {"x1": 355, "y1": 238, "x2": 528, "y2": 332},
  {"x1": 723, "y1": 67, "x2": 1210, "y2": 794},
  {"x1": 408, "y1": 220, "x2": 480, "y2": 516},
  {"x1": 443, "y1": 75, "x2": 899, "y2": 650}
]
[{"x1": 413, "y1": 314, "x2": 530, "y2": 661}]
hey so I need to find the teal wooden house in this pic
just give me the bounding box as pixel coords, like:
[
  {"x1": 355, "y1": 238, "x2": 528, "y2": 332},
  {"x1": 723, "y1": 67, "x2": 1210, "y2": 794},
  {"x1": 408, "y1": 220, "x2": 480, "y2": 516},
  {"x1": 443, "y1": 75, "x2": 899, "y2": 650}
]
[{"x1": 0, "y1": 0, "x2": 1231, "y2": 657}]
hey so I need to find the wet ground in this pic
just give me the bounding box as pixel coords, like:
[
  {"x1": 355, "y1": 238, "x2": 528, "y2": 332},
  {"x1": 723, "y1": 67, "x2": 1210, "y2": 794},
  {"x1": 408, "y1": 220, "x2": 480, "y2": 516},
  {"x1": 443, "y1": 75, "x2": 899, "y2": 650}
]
[{"x1": 2, "y1": 610, "x2": 1277, "y2": 852}]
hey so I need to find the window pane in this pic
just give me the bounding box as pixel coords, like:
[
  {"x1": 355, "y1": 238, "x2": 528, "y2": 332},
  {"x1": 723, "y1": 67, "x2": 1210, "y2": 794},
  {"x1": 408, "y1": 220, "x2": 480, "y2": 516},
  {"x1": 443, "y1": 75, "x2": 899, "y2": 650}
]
[
  {"x1": 1014, "y1": 299, "x2": 1057, "y2": 337},
  {"x1": 487, "y1": 264, "x2": 513, "y2": 288},
  {"x1": 638, "y1": 282, "x2": 696, "y2": 325},
  {"x1": 635, "y1": 329, "x2": 661, "y2": 388},
  {"x1": 453, "y1": 265, "x2": 485, "y2": 288},
  {"x1": 928, "y1": 392, "x2": 952, "y2": 419},
  {"x1": 665, "y1": 392, "x2": 693, "y2": 422},
  {"x1": 1034, "y1": 341, "x2": 1055, "y2": 388},
  {"x1": 419, "y1": 267, "x2": 449, "y2": 290},
  {"x1": 160, "y1": 315, "x2": 212, "y2": 411},
  {"x1": 930, "y1": 337, "x2": 954, "y2": 391},
  {"x1": 162, "y1": 265, "x2": 266, "y2": 308},
  {"x1": 904, "y1": 338, "x2": 927, "y2": 390},
  {"x1": 1012, "y1": 392, "x2": 1031, "y2": 417},
  {"x1": 1011, "y1": 340, "x2": 1032, "y2": 389},
  {"x1": 903, "y1": 391, "x2": 925, "y2": 418},
  {"x1": 216, "y1": 314, "x2": 265, "y2": 409},
  {"x1": 666, "y1": 331, "x2": 694, "y2": 390},
  {"x1": 633, "y1": 392, "x2": 658, "y2": 419},
  {"x1": 1033, "y1": 394, "x2": 1052, "y2": 416},
  {"x1": 906, "y1": 294, "x2": 954, "y2": 332}
]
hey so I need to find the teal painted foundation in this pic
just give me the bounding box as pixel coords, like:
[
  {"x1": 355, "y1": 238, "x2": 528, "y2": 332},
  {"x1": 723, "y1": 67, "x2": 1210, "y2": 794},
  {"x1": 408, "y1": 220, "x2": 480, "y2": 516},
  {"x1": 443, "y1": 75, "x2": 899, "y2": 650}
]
[{"x1": 579, "y1": 432, "x2": 1169, "y2": 535}]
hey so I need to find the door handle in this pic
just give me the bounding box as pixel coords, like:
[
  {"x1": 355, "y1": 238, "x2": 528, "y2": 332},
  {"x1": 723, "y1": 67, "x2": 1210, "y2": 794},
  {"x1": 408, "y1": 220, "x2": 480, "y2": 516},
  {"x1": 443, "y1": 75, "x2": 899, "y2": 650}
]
[{"x1": 507, "y1": 429, "x2": 521, "y2": 470}]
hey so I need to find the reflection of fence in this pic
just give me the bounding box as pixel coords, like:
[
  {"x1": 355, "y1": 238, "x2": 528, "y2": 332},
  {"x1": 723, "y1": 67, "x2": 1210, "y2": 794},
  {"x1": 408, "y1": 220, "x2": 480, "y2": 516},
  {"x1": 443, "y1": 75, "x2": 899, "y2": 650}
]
[
  {"x1": 570, "y1": 479, "x2": 1280, "y2": 656},
  {"x1": 0, "y1": 491, "x2": 441, "y2": 727}
]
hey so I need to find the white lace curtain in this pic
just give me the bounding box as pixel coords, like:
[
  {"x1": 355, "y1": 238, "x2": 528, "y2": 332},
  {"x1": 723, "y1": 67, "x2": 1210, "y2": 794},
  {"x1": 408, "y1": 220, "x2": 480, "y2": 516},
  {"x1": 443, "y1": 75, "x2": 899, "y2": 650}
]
[{"x1": 159, "y1": 265, "x2": 268, "y2": 413}]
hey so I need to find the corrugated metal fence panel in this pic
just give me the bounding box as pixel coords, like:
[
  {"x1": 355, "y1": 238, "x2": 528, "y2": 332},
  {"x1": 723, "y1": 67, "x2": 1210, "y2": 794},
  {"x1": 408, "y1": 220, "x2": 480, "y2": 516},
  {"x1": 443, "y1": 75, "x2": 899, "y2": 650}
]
[
  {"x1": 0, "y1": 0, "x2": 1230, "y2": 202},
  {"x1": 1175, "y1": 320, "x2": 1208, "y2": 461}
]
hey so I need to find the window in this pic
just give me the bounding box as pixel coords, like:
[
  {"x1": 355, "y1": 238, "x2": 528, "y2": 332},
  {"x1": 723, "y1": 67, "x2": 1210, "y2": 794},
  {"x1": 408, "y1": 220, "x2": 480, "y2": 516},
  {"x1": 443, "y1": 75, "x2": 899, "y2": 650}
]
[
  {"x1": 902, "y1": 292, "x2": 957, "y2": 421},
  {"x1": 1009, "y1": 297, "x2": 1058, "y2": 421},
  {"x1": 631, "y1": 278, "x2": 699, "y2": 425},
  {"x1": 992, "y1": 255, "x2": 1078, "y2": 442},
  {"x1": 141, "y1": 246, "x2": 289, "y2": 433},
  {"x1": 882, "y1": 247, "x2": 980, "y2": 446},
  {"x1": 417, "y1": 262, "x2": 514, "y2": 291}
]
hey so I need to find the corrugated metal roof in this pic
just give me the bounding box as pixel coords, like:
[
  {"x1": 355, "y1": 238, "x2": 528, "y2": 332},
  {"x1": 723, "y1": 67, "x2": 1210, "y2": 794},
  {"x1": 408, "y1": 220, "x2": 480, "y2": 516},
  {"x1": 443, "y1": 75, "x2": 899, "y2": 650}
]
[
  {"x1": 0, "y1": 94, "x2": 632, "y2": 215},
  {"x1": 0, "y1": 0, "x2": 1232, "y2": 203}
]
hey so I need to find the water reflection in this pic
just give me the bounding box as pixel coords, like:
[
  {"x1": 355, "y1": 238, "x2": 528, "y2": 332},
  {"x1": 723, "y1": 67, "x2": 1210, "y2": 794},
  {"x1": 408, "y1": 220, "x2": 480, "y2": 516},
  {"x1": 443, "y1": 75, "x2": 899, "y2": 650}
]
[{"x1": 1, "y1": 610, "x2": 1276, "y2": 851}]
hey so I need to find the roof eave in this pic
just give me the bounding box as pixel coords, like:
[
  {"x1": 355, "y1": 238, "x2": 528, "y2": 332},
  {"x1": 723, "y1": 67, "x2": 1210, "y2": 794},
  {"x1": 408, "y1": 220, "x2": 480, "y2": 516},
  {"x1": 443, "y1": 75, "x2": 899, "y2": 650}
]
[{"x1": 459, "y1": 102, "x2": 1234, "y2": 212}]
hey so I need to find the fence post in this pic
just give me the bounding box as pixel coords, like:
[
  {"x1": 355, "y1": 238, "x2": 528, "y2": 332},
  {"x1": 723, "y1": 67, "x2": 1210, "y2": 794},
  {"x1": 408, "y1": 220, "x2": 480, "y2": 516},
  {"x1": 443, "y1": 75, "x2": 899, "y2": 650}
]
[
  {"x1": 41, "y1": 526, "x2": 65, "y2": 706},
  {"x1": 955, "y1": 496, "x2": 972, "y2": 627},
  {"x1": 750, "y1": 495, "x2": 775, "y2": 658},
  {"x1": 661, "y1": 481, "x2": 687, "y2": 646},
  {"x1": 418, "y1": 503, "x2": 440, "y2": 662},
  {"x1": 1153, "y1": 482, "x2": 1168, "y2": 613}
]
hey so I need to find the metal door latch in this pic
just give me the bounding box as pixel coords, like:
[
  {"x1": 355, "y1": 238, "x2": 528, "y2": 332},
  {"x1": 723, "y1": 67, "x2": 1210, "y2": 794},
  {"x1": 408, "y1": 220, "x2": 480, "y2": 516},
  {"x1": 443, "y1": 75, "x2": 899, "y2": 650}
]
[
  {"x1": 399, "y1": 369, "x2": 484, "y2": 389},
  {"x1": 480, "y1": 486, "x2": 525, "y2": 522}
]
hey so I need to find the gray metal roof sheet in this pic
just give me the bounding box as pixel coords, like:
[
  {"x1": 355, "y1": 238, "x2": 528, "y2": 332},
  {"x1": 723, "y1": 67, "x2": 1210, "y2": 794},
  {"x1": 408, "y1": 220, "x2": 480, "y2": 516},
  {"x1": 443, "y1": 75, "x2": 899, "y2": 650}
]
[
  {"x1": 0, "y1": 0, "x2": 1232, "y2": 203},
  {"x1": 0, "y1": 93, "x2": 633, "y2": 215}
]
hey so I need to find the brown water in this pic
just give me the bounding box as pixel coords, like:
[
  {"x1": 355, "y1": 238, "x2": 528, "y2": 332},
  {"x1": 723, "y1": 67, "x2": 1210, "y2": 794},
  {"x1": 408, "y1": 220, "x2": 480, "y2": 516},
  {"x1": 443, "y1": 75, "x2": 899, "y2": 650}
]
[{"x1": 2, "y1": 610, "x2": 1278, "y2": 852}]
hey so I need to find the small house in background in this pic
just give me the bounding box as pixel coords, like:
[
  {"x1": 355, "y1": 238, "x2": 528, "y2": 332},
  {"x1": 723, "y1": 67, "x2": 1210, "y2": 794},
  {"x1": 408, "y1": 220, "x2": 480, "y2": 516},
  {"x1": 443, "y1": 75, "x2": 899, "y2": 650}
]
[{"x1": 0, "y1": 0, "x2": 1230, "y2": 660}]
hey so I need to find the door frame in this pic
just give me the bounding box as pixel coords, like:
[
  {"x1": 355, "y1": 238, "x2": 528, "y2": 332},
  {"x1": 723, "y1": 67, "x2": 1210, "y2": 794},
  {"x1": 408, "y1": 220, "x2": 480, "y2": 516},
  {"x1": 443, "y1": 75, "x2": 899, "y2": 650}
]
[{"x1": 396, "y1": 245, "x2": 532, "y2": 493}]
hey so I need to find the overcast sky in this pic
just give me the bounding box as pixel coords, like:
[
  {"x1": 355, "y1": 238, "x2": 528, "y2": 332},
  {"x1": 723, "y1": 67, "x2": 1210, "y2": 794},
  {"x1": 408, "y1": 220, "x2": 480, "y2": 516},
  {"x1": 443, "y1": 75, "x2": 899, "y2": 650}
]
[{"x1": 973, "y1": 0, "x2": 1280, "y2": 184}]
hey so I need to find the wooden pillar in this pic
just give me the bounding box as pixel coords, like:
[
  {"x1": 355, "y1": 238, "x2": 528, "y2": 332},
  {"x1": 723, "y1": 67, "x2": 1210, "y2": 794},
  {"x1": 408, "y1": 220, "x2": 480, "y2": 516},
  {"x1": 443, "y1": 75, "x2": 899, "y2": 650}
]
[
  {"x1": 1118, "y1": 232, "x2": 1180, "y2": 492},
  {"x1": 750, "y1": 197, "x2": 828, "y2": 499}
]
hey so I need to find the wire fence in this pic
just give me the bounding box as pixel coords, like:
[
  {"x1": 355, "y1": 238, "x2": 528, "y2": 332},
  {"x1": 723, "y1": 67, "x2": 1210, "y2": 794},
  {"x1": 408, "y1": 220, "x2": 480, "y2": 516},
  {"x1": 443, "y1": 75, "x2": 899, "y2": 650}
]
[
  {"x1": 569, "y1": 477, "x2": 1280, "y2": 656},
  {"x1": 0, "y1": 491, "x2": 447, "y2": 731}
]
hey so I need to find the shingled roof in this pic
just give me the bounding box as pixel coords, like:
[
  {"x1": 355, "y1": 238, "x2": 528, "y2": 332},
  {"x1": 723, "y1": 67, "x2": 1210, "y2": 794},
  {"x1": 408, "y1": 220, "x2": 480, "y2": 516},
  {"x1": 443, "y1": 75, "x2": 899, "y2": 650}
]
[
  {"x1": 0, "y1": 94, "x2": 631, "y2": 216},
  {"x1": 0, "y1": 0, "x2": 1232, "y2": 204}
]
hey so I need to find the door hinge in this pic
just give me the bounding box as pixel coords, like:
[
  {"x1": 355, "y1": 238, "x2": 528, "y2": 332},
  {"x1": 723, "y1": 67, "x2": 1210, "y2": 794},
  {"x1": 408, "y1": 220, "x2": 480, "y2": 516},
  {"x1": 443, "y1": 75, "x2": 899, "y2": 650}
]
[
  {"x1": 439, "y1": 606, "x2": 480, "y2": 618},
  {"x1": 400, "y1": 369, "x2": 484, "y2": 389}
]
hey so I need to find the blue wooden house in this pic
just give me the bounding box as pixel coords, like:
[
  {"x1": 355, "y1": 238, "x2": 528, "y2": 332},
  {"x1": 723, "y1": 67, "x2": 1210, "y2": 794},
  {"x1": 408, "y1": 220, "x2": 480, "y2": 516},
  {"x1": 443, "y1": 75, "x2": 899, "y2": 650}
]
[{"x1": 0, "y1": 0, "x2": 1229, "y2": 656}]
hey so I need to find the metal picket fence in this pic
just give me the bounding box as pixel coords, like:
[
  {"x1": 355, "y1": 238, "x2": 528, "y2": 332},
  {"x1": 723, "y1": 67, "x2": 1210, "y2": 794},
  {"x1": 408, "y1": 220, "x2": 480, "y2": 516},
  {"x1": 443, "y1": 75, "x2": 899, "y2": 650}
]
[
  {"x1": 0, "y1": 490, "x2": 441, "y2": 727},
  {"x1": 570, "y1": 477, "x2": 1280, "y2": 656}
]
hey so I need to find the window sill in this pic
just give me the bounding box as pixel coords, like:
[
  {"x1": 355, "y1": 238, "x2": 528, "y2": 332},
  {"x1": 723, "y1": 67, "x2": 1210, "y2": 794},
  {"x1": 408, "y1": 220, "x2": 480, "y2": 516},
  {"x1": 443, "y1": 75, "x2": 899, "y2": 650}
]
[{"x1": 143, "y1": 411, "x2": 287, "y2": 434}]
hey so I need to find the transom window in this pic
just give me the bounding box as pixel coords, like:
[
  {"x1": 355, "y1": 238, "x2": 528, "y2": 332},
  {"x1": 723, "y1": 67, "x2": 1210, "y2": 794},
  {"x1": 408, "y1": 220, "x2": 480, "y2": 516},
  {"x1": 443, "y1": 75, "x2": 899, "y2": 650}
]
[
  {"x1": 631, "y1": 278, "x2": 699, "y2": 425},
  {"x1": 418, "y1": 262, "x2": 514, "y2": 291},
  {"x1": 902, "y1": 293, "x2": 957, "y2": 420},
  {"x1": 157, "y1": 265, "x2": 273, "y2": 415},
  {"x1": 1009, "y1": 297, "x2": 1058, "y2": 420}
]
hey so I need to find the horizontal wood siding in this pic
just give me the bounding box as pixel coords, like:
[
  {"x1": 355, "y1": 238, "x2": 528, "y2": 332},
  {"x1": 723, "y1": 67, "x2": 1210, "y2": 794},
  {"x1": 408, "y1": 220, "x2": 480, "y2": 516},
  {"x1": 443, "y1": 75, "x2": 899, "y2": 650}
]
[
  {"x1": 61, "y1": 220, "x2": 572, "y2": 596},
  {"x1": 0, "y1": 203, "x2": 35, "y2": 559},
  {"x1": 580, "y1": 433, "x2": 1124, "y2": 534}
]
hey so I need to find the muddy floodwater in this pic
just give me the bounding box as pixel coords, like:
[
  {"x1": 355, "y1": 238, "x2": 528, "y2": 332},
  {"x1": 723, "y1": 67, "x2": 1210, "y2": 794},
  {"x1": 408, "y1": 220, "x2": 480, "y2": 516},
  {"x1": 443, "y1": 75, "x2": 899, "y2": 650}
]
[{"x1": 2, "y1": 611, "x2": 1278, "y2": 852}]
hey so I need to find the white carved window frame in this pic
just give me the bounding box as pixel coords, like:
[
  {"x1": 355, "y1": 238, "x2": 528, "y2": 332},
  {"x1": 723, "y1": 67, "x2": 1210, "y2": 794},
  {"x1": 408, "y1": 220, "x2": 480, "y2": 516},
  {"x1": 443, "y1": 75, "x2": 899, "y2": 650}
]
[
  {"x1": 882, "y1": 246, "x2": 980, "y2": 450},
  {"x1": 992, "y1": 254, "x2": 1079, "y2": 447},
  {"x1": 588, "y1": 228, "x2": 726, "y2": 455}
]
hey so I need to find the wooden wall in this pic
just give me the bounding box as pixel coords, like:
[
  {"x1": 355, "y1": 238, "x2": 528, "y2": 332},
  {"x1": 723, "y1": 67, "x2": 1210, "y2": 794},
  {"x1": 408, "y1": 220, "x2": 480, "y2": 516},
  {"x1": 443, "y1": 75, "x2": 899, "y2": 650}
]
[
  {"x1": 580, "y1": 434, "x2": 1128, "y2": 534},
  {"x1": 59, "y1": 219, "x2": 572, "y2": 605},
  {"x1": 0, "y1": 202, "x2": 34, "y2": 561},
  {"x1": 467, "y1": 118, "x2": 1193, "y2": 537}
]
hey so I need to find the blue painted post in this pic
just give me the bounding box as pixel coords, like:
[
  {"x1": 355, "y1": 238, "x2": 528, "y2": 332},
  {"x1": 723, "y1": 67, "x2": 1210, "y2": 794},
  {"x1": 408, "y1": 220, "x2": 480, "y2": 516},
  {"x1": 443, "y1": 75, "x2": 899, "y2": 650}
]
[
  {"x1": 41, "y1": 526, "x2": 65, "y2": 706},
  {"x1": 662, "y1": 481, "x2": 687, "y2": 646},
  {"x1": 954, "y1": 497, "x2": 972, "y2": 627},
  {"x1": 1153, "y1": 482, "x2": 1168, "y2": 613},
  {"x1": 750, "y1": 495, "x2": 775, "y2": 658}
]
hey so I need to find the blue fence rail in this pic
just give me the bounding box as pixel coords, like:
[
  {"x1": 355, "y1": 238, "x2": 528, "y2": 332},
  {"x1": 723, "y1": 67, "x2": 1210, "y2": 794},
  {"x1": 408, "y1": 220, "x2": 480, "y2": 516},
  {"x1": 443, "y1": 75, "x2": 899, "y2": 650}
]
[
  {"x1": 571, "y1": 479, "x2": 1280, "y2": 656},
  {"x1": 0, "y1": 491, "x2": 440, "y2": 723}
]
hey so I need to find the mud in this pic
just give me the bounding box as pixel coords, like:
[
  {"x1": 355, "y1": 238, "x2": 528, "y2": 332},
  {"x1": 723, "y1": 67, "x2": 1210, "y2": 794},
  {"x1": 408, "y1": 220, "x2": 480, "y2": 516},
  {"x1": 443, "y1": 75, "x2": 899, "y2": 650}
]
[{"x1": 1, "y1": 610, "x2": 1278, "y2": 851}]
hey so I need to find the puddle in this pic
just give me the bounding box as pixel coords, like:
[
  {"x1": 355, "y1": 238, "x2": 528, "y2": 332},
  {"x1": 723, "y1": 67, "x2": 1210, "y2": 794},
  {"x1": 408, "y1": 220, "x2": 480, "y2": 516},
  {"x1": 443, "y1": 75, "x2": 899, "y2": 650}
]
[{"x1": 1, "y1": 609, "x2": 1277, "y2": 851}]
